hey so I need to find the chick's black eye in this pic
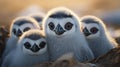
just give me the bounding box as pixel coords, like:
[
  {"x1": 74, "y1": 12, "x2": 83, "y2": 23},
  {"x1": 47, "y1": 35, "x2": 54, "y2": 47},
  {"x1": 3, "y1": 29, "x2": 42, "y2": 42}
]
[
  {"x1": 39, "y1": 41, "x2": 46, "y2": 49},
  {"x1": 90, "y1": 27, "x2": 98, "y2": 34},
  {"x1": 12, "y1": 28, "x2": 16, "y2": 34},
  {"x1": 65, "y1": 22, "x2": 73, "y2": 30},
  {"x1": 23, "y1": 27, "x2": 31, "y2": 32},
  {"x1": 48, "y1": 22, "x2": 55, "y2": 30},
  {"x1": 24, "y1": 42, "x2": 31, "y2": 49}
]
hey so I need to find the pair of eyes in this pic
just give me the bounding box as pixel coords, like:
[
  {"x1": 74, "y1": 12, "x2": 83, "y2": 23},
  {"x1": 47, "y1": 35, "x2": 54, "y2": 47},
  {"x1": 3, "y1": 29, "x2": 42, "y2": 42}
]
[
  {"x1": 12, "y1": 27, "x2": 31, "y2": 35},
  {"x1": 24, "y1": 41, "x2": 46, "y2": 49},
  {"x1": 89, "y1": 27, "x2": 98, "y2": 34},
  {"x1": 48, "y1": 22, "x2": 73, "y2": 30}
]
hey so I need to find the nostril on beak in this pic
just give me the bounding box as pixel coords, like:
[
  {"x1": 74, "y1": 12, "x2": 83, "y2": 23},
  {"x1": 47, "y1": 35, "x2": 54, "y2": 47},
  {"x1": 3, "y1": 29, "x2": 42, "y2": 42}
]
[
  {"x1": 31, "y1": 44, "x2": 40, "y2": 52},
  {"x1": 16, "y1": 29, "x2": 22, "y2": 37},
  {"x1": 54, "y1": 24, "x2": 65, "y2": 35},
  {"x1": 83, "y1": 27, "x2": 91, "y2": 36}
]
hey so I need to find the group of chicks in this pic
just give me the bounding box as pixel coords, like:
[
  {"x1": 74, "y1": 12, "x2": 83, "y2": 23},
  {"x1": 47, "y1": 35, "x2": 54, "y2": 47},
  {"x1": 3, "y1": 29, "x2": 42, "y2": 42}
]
[{"x1": 1, "y1": 7, "x2": 119, "y2": 67}]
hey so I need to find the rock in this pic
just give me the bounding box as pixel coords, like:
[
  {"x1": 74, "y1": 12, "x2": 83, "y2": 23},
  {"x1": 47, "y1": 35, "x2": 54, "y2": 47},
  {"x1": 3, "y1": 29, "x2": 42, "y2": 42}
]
[
  {"x1": 34, "y1": 53, "x2": 96, "y2": 67},
  {"x1": 34, "y1": 62, "x2": 51, "y2": 67},
  {"x1": 90, "y1": 47, "x2": 120, "y2": 67},
  {"x1": 51, "y1": 53, "x2": 96, "y2": 67}
]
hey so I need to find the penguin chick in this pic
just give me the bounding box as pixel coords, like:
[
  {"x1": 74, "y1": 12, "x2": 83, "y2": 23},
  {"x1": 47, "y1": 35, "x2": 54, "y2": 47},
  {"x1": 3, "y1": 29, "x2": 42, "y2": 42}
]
[
  {"x1": 42, "y1": 7, "x2": 94, "y2": 62},
  {"x1": 3, "y1": 16, "x2": 40, "y2": 58},
  {"x1": 2, "y1": 29, "x2": 49, "y2": 67},
  {"x1": 80, "y1": 15, "x2": 118, "y2": 58}
]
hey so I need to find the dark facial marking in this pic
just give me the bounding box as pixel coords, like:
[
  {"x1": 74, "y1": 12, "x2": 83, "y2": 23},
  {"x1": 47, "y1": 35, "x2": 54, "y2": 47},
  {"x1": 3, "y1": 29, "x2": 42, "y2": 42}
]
[
  {"x1": 39, "y1": 41, "x2": 46, "y2": 49},
  {"x1": 25, "y1": 34, "x2": 41, "y2": 40},
  {"x1": 64, "y1": 22, "x2": 73, "y2": 30},
  {"x1": 48, "y1": 22, "x2": 55, "y2": 30},
  {"x1": 12, "y1": 28, "x2": 16, "y2": 35},
  {"x1": 90, "y1": 27, "x2": 99, "y2": 34},
  {"x1": 81, "y1": 18, "x2": 99, "y2": 24},
  {"x1": 14, "y1": 20, "x2": 33, "y2": 26},
  {"x1": 32, "y1": 16, "x2": 43, "y2": 22},
  {"x1": 24, "y1": 42, "x2": 31, "y2": 49},
  {"x1": 23, "y1": 27, "x2": 31, "y2": 32},
  {"x1": 49, "y1": 12, "x2": 73, "y2": 18}
]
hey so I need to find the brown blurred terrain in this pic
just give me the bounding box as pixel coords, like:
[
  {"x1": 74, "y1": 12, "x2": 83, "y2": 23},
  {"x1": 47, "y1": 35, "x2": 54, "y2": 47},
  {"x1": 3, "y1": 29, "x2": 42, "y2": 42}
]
[
  {"x1": 0, "y1": 0, "x2": 86, "y2": 26},
  {"x1": 116, "y1": 37, "x2": 120, "y2": 45},
  {"x1": 0, "y1": 0, "x2": 120, "y2": 28},
  {"x1": 90, "y1": 46, "x2": 120, "y2": 67},
  {"x1": 0, "y1": 26, "x2": 9, "y2": 57}
]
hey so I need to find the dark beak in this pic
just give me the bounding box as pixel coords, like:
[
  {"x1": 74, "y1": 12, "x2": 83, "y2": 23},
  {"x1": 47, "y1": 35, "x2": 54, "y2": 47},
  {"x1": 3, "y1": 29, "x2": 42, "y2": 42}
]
[
  {"x1": 31, "y1": 44, "x2": 40, "y2": 52},
  {"x1": 83, "y1": 27, "x2": 91, "y2": 36},
  {"x1": 54, "y1": 24, "x2": 65, "y2": 35},
  {"x1": 16, "y1": 29, "x2": 22, "y2": 37}
]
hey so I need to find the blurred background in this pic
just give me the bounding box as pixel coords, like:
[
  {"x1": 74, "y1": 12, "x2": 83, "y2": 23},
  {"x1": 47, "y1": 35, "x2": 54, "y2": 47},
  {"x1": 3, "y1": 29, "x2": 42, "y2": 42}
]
[{"x1": 0, "y1": 0, "x2": 120, "y2": 38}]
